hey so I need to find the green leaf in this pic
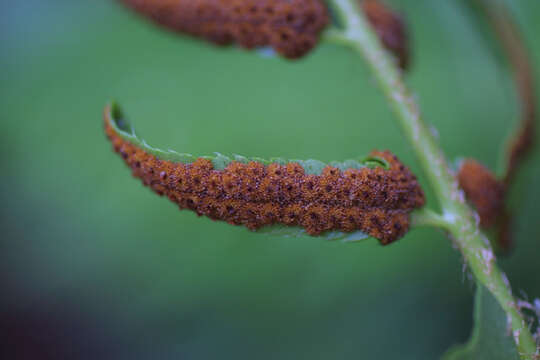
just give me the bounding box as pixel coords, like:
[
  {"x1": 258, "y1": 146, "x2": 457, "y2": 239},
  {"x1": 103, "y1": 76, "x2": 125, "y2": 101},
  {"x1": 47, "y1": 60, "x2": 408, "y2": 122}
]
[
  {"x1": 442, "y1": 284, "x2": 520, "y2": 360},
  {"x1": 106, "y1": 102, "x2": 377, "y2": 243},
  {"x1": 106, "y1": 102, "x2": 389, "y2": 172},
  {"x1": 257, "y1": 225, "x2": 370, "y2": 243}
]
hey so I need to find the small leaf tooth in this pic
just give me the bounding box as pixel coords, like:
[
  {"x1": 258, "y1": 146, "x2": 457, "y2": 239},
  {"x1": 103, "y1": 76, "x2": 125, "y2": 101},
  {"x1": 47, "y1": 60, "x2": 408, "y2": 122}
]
[
  {"x1": 233, "y1": 154, "x2": 249, "y2": 163},
  {"x1": 269, "y1": 157, "x2": 287, "y2": 165},
  {"x1": 250, "y1": 157, "x2": 269, "y2": 165}
]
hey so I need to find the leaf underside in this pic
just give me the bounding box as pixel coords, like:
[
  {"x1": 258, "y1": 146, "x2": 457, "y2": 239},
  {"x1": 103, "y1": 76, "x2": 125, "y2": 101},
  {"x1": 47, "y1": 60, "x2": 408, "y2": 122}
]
[
  {"x1": 107, "y1": 102, "x2": 387, "y2": 243},
  {"x1": 442, "y1": 284, "x2": 520, "y2": 360}
]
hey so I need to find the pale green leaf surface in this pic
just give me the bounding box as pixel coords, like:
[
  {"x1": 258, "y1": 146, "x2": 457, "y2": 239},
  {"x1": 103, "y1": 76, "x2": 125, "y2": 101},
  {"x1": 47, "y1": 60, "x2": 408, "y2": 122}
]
[
  {"x1": 443, "y1": 284, "x2": 520, "y2": 360},
  {"x1": 257, "y1": 225, "x2": 370, "y2": 243},
  {"x1": 106, "y1": 102, "x2": 389, "y2": 172}
]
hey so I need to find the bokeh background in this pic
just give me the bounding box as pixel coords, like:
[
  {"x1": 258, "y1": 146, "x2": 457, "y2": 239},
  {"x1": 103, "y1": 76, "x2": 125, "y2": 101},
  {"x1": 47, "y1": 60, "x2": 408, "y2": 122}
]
[{"x1": 1, "y1": 0, "x2": 539, "y2": 359}]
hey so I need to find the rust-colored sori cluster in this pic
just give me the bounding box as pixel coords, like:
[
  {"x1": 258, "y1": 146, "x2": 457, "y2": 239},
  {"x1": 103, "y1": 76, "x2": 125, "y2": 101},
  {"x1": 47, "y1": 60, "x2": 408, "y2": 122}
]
[
  {"x1": 458, "y1": 160, "x2": 505, "y2": 228},
  {"x1": 119, "y1": 0, "x2": 329, "y2": 59},
  {"x1": 105, "y1": 110, "x2": 424, "y2": 244},
  {"x1": 119, "y1": 0, "x2": 409, "y2": 65},
  {"x1": 362, "y1": 0, "x2": 409, "y2": 70},
  {"x1": 457, "y1": 159, "x2": 511, "y2": 251}
]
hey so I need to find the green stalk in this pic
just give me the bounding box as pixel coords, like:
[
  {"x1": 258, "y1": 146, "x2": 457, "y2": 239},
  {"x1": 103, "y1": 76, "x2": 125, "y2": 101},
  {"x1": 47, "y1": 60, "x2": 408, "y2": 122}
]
[
  {"x1": 325, "y1": 0, "x2": 537, "y2": 358},
  {"x1": 410, "y1": 208, "x2": 448, "y2": 229}
]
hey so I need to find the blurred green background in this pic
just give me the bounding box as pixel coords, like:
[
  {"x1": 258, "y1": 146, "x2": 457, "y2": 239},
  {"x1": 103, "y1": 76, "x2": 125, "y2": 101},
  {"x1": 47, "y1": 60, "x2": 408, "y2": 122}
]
[{"x1": 1, "y1": 0, "x2": 539, "y2": 358}]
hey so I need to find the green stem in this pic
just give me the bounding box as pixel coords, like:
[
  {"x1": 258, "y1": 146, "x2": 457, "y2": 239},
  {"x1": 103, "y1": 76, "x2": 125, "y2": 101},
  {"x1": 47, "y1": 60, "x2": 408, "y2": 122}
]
[
  {"x1": 326, "y1": 0, "x2": 537, "y2": 358},
  {"x1": 321, "y1": 27, "x2": 351, "y2": 46},
  {"x1": 410, "y1": 208, "x2": 448, "y2": 229}
]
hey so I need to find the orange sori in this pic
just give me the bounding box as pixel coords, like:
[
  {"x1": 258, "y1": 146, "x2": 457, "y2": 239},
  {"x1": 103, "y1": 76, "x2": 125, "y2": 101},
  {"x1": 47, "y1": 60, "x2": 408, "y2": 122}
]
[
  {"x1": 361, "y1": 0, "x2": 409, "y2": 70},
  {"x1": 119, "y1": 0, "x2": 409, "y2": 65},
  {"x1": 105, "y1": 107, "x2": 425, "y2": 244},
  {"x1": 119, "y1": 0, "x2": 329, "y2": 58},
  {"x1": 457, "y1": 159, "x2": 511, "y2": 251}
]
